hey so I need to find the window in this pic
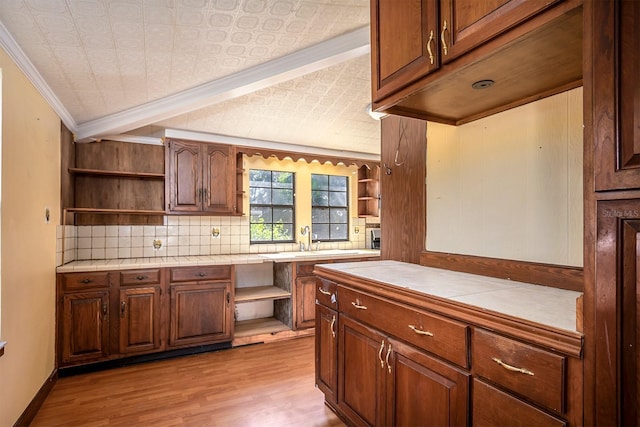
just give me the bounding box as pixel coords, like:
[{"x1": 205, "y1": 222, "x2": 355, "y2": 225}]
[
  {"x1": 311, "y1": 174, "x2": 348, "y2": 241},
  {"x1": 249, "y1": 170, "x2": 295, "y2": 243}
]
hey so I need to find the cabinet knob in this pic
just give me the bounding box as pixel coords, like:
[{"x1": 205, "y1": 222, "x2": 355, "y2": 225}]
[
  {"x1": 120, "y1": 301, "x2": 126, "y2": 317},
  {"x1": 198, "y1": 272, "x2": 206, "y2": 277},
  {"x1": 80, "y1": 278, "x2": 92, "y2": 284},
  {"x1": 136, "y1": 275, "x2": 147, "y2": 281}
]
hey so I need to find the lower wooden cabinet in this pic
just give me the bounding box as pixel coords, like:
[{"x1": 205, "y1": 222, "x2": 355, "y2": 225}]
[
  {"x1": 315, "y1": 273, "x2": 583, "y2": 426},
  {"x1": 60, "y1": 290, "x2": 110, "y2": 365},
  {"x1": 57, "y1": 266, "x2": 234, "y2": 368},
  {"x1": 295, "y1": 275, "x2": 318, "y2": 329},
  {"x1": 169, "y1": 281, "x2": 233, "y2": 347},
  {"x1": 338, "y1": 315, "x2": 468, "y2": 427},
  {"x1": 118, "y1": 285, "x2": 162, "y2": 354},
  {"x1": 315, "y1": 303, "x2": 338, "y2": 404}
]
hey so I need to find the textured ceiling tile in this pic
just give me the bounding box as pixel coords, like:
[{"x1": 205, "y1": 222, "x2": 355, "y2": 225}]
[{"x1": 0, "y1": 0, "x2": 377, "y2": 152}]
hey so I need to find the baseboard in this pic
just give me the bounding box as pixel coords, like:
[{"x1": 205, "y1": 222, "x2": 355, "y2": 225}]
[{"x1": 13, "y1": 369, "x2": 58, "y2": 427}]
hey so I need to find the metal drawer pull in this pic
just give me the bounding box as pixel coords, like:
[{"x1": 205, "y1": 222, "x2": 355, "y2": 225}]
[
  {"x1": 318, "y1": 288, "x2": 331, "y2": 296},
  {"x1": 198, "y1": 272, "x2": 206, "y2": 277},
  {"x1": 330, "y1": 315, "x2": 336, "y2": 338},
  {"x1": 351, "y1": 301, "x2": 367, "y2": 310},
  {"x1": 80, "y1": 278, "x2": 92, "y2": 284},
  {"x1": 441, "y1": 20, "x2": 448, "y2": 55},
  {"x1": 378, "y1": 340, "x2": 385, "y2": 368},
  {"x1": 426, "y1": 30, "x2": 435, "y2": 64},
  {"x1": 492, "y1": 357, "x2": 535, "y2": 376},
  {"x1": 136, "y1": 275, "x2": 147, "y2": 280},
  {"x1": 385, "y1": 344, "x2": 392, "y2": 374},
  {"x1": 408, "y1": 325, "x2": 434, "y2": 336}
]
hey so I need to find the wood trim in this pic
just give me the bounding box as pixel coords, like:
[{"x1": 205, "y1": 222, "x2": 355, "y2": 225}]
[
  {"x1": 420, "y1": 251, "x2": 583, "y2": 292},
  {"x1": 13, "y1": 369, "x2": 58, "y2": 427},
  {"x1": 237, "y1": 146, "x2": 377, "y2": 169}
]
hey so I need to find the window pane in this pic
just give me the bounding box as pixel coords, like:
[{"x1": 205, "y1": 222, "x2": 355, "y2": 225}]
[
  {"x1": 312, "y1": 190, "x2": 329, "y2": 206},
  {"x1": 249, "y1": 170, "x2": 272, "y2": 188},
  {"x1": 311, "y1": 174, "x2": 328, "y2": 190},
  {"x1": 250, "y1": 187, "x2": 271, "y2": 204},
  {"x1": 329, "y1": 176, "x2": 347, "y2": 191},
  {"x1": 273, "y1": 224, "x2": 293, "y2": 241},
  {"x1": 329, "y1": 191, "x2": 347, "y2": 207},
  {"x1": 272, "y1": 171, "x2": 293, "y2": 188},
  {"x1": 251, "y1": 223, "x2": 273, "y2": 241},
  {"x1": 330, "y1": 224, "x2": 348, "y2": 240},
  {"x1": 250, "y1": 206, "x2": 272, "y2": 223},
  {"x1": 330, "y1": 208, "x2": 348, "y2": 223},
  {"x1": 312, "y1": 207, "x2": 330, "y2": 223},
  {"x1": 313, "y1": 224, "x2": 330, "y2": 240},
  {"x1": 272, "y1": 189, "x2": 293, "y2": 205},
  {"x1": 273, "y1": 207, "x2": 293, "y2": 223}
]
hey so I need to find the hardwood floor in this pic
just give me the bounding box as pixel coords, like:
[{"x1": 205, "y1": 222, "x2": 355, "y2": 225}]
[{"x1": 32, "y1": 337, "x2": 345, "y2": 426}]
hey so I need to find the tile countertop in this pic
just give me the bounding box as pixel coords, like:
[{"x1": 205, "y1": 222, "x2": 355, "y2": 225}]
[
  {"x1": 315, "y1": 260, "x2": 583, "y2": 334},
  {"x1": 56, "y1": 249, "x2": 381, "y2": 273}
]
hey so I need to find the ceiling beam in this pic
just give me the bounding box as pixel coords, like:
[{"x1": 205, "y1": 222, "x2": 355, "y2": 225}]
[{"x1": 74, "y1": 26, "x2": 371, "y2": 142}]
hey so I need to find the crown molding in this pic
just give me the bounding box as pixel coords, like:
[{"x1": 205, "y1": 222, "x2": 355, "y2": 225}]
[
  {"x1": 74, "y1": 26, "x2": 371, "y2": 142},
  {"x1": 0, "y1": 20, "x2": 77, "y2": 133}
]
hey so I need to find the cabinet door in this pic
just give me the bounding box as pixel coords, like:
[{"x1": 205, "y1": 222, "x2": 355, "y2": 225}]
[
  {"x1": 167, "y1": 139, "x2": 202, "y2": 213},
  {"x1": 371, "y1": 0, "x2": 439, "y2": 102},
  {"x1": 119, "y1": 286, "x2": 162, "y2": 354},
  {"x1": 593, "y1": 0, "x2": 640, "y2": 190},
  {"x1": 385, "y1": 337, "x2": 469, "y2": 426},
  {"x1": 439, "y1": 0, "x2": 560, "y2": 64},
  {"x1": 316, "y1": 304, "x2": 338, "y2": 404},
  {"x1": 295, "y1": 276, "x2": 317, "y2": 329},
  {"x1": 339, "y1": 315, "x2": 387, "y2": 427},
  {"x1": 61, "y1": 291, "x2": 110, "y2": 365},
  {"x1": 203, "y1": 143, "x2": 234, "y2": 214},
  {"x1": 169, "y1": 282, "x2": 232, "y2": 347}
]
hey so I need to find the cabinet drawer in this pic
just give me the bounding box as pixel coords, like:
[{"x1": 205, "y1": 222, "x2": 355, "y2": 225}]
[
  {"x1": 338, "y1": 285, "x2": 469, "y2": 368},
  {"x1": 473, "y1": 379, "x2": 566, "y2": 427},
  {"x1": 472, "y1": 328, "x2": 566, "y2": 413},
  {"x1": 169, "y1": 265, "x2": 231, "y2": 282},
  {"x1": 316, "y1": 278, "x2": 337, "y2": 308},
  {"x1": 120, "y1": 269, "x2": 161, "y2": 286},
  {"x1": 60, "y1": 272, "x2": 110, "y2": 291}
]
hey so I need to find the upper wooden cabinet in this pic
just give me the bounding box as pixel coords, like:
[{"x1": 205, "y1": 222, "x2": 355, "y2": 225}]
[
  {"x1": 593, "y1": 0, "x2": 640, "y2": 191},
  {"x1": 440, "y1": 0, "x2": 564, "y2": 63},
  {"x1": 166, "y1": 139, "x2": 241, "y2": 215},
  {"x1": 371, "y1": 0, "x2": 438, "y2": 101},
  {"x1": 371, "y1": 0, "x2": 583, "y2": 125}
]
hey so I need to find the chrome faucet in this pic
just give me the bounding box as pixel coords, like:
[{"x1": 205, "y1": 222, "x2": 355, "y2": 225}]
[{"x1": 301, "y1": 225, "x2": 311, "y2": 251}]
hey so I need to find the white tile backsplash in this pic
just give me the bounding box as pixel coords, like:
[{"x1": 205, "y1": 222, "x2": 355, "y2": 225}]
[{"x1": 56, "y1": 216, "x2": 369, "y2": 264}]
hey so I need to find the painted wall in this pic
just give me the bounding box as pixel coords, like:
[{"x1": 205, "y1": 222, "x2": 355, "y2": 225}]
[
  {"x1": 426, "y1": 87, "x2": 583, "y2": 267},
  {"x1": 0, "y1": 47, "x2": 60, "y2": 425}
]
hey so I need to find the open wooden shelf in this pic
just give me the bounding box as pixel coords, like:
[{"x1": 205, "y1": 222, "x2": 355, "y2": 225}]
[
  {"x1": 69, "y1": 167, "x2": 165, "y2": 179},
  {"x1": 234, "y1": 317, "x2": 290, "y2": 338},
  {"x1": 235, "y1": 286, "x2": 291, "y2": 303},
  {"x1": 64, "y1": 207, "x2": 166, "y2": 216}
]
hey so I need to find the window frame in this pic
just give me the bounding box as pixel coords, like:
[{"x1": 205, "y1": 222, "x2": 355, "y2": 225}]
[
  {"x1": 311, "y1": 173, "x2": 350, "y2": 242},
  {"x1": 249, "y1": 169, "x2": 296, "y2": 244}
]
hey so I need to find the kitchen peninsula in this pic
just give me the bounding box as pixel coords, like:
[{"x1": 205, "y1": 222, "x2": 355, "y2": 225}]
[{"x1": 314, "y1": 260, "x2": 583, "y2": 426}]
